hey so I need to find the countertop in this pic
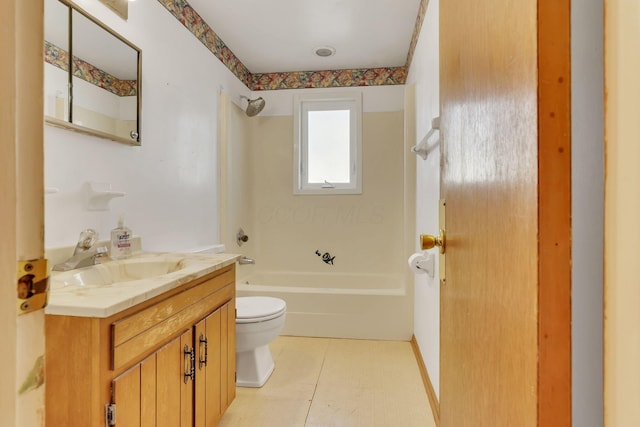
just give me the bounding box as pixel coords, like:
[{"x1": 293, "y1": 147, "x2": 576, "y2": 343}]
[{"x1": 45, "y1": 252, "x2": 241, "y2": 318}]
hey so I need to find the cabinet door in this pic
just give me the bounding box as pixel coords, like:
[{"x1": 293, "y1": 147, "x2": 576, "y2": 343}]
[
  {"x1": 195, "y1": 308, "x2": 222, "y2": 427},
  {"x1": 140, "y1": 356, "x2": 156, "y2": 427},
  {"x1": 112, "y1": 348, "x2": 157, "y2": 427},
  {"x1": 220, "y1": 299, "x2": 236, "y2": 410},
  {"x1": 113, "y1": 364, "x2": 142, "y2": 427},
  {"x1": 194, "y1": 299, "x2": 236, "y2": 426},
  {"x1": 220, "y1": 304, "x2": 229, "y2": 411},
  {"x1": 181, "y1": 329, "x2": 195, "y2": 426},
  {"x1": 157, "y1": 330, "x2": 194, "y2": 427},
  {"x1": 226, "y1": 298, "x2": 236, "y2": 405},
  {"x1": 113, "y1": 330, "x2": 194, "y2": 427}
]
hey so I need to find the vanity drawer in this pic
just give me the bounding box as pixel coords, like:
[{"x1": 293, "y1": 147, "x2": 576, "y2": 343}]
[{"x1": 111, "y1": 270, "x2": 234, "y2": 371}]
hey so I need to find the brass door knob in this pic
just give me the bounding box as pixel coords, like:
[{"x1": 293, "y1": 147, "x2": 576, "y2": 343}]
[{"x1": 420, "y1": 230, "x2": 446, "y2": 254}]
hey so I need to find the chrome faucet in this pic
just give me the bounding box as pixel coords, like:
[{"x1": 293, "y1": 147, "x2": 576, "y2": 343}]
[
  {"x1": 52, "y1": 229, "x2": 110, "y2": 271},
  {"x1": 238, "y1": 256, "x2": 255, "y2": 265}
]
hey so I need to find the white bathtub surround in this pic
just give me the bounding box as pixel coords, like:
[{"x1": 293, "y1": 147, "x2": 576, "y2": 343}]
[
  {"x1": 45, "y1": 252, "x2": 240, "y2": 317},
  {"x1": 221, "y1": 90, "x2": 415, "y2": 341},
  {"x1": 189, "y1": 243, "x2": 226, "y2": 254},
  {"x1": 236, "y1": 271, "x2": 407, "y2": 340}
]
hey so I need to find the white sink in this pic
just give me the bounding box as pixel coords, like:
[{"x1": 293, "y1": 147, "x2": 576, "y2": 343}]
[{"x1": 51, "y1": 257, "x2": 186, "y2": 288}]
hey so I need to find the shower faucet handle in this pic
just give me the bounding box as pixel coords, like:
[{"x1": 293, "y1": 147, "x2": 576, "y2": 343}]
[{"x1": 237, "y1": 228, "x2": 249, "y2": 246}]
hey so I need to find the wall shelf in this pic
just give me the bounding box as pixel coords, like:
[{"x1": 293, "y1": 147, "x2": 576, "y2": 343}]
[{"x1": 86, "y1": 182, "x2": 125, "y2": 211}]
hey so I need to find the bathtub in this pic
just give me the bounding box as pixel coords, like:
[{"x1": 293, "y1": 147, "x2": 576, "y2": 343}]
[{"x1": 235, "y1": 270, "x2": 413, "y2": 340}]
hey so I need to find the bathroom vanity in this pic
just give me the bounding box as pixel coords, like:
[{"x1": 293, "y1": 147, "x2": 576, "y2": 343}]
[{"x1": 44, "y1": 252, "x2": 240, "y2": 427}]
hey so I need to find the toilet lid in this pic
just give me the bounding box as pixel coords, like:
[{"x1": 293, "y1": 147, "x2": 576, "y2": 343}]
[{"x1": 236, "y1": 296, "x2": 286, "y2": 323}]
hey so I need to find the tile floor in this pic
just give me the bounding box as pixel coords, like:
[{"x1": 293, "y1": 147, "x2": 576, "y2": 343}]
[{"x1": 218, "y1": 336, "x2": 436, "y2": 427}]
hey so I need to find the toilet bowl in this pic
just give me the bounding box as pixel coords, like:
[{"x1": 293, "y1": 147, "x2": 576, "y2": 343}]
[{"x1": 235, "y1": 296, "x2": 286, "y2": 387}]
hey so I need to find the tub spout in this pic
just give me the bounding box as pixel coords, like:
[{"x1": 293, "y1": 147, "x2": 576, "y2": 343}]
[{"x1": 238, "y1": 256, "x2": 255, "y2": 265}]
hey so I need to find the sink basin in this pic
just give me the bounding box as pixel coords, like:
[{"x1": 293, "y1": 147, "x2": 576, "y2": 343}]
[{"x1": 51, "y1": 257, "x2": 186, "y2": 288}]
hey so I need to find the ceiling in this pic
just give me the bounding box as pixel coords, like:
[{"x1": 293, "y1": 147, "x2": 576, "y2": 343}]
[{"x1": 187, "y1": 0, "x2": 423, "y2": 74}]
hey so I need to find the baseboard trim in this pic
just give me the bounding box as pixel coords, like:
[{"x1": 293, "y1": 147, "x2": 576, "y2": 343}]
[{"x1": 410, "y1": 335, "x2": 440, "y2": 426}]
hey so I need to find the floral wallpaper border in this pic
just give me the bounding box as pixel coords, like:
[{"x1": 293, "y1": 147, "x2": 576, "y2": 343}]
[
  {"x1": 251, "y1": 67, "x2": 407, "y2": 91},
  {"x1": 158, "y1": 0, "x2": 427, "y2": 91},
  {"x1": 405, "y1": 0, "x2": 428, "y2": 71},
  {"x1": 157, "y1": 0, "x2": 252, "y2": 88},
  {"x1": 44, "y1": 41, "x2": 138, "y2": 97}
]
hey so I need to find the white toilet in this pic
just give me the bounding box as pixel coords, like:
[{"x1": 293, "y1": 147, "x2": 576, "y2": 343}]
[{"x1": 235, "y1": 296, "x2": 286, "y2": 387}]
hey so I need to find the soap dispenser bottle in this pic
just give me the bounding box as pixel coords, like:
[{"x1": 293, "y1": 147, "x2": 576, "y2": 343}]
[{"x1": 110, "y1": 216, "x2": 132, "y2": 260}]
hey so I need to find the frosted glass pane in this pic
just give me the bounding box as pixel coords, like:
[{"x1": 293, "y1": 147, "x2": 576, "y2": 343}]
[{"x1": 307, "y1": 110, "x2": 350, "y2": 183}]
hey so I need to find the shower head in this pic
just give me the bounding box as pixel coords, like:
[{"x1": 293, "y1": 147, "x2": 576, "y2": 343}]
[{"x1": 240, "y1": 96, "x2": 266, "y2": 117}]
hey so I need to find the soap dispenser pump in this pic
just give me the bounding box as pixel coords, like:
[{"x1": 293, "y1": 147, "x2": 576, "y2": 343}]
[{"x1": 110, "y1": 216, "x2": 132, "y2": 260}]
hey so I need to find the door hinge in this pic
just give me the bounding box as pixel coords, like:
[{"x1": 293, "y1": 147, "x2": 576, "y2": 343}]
[
  {"x1": 17, "y1": 258, "x2": 49, "y2": 315},
  {"x1": 105, "y1": 403, "x2": 116, "y2": 426}
]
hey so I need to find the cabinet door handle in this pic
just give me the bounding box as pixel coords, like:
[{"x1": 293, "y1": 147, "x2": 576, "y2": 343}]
[
  {"x1": 183, "y1": 344, "x2": 195, "y2": 383},
  {"x1": 199, "y1": 333, "x2": 208, "y2": 369}
]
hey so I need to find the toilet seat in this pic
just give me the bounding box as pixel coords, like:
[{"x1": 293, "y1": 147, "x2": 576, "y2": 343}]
[{"x1": 236, "y1": 296, "x2": 286, "y2": 324}]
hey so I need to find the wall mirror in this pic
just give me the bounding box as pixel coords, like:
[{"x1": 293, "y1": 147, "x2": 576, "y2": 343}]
[{"x1": 44, "y1": 0, "x2": 141, "y2": 145}]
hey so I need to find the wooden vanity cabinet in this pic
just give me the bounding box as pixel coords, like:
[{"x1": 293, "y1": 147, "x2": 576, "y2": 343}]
[{"x1": 46, "y1": 265, "x2": 237, "y2": 427}]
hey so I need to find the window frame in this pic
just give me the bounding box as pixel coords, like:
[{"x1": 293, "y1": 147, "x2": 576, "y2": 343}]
[{"x1": 293, "y1": 92, "x2": 363, "y2": 195}]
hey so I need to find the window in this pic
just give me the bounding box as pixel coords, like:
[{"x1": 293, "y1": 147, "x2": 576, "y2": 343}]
[{"x1": 293, "y1": 92, "x2": 362, "y2": 195}]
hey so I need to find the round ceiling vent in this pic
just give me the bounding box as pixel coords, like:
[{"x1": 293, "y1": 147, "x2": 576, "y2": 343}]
[{"x1": 314, "y1": 46, "x2": 336, "y2": 57}]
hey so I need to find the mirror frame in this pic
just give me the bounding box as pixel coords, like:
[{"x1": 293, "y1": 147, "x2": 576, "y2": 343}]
[{"x1": 44, "y1": 0, "x2": 142, "y2": 146}]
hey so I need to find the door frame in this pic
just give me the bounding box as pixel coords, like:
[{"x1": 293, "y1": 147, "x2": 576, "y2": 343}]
[
  {"x1": 537, "y1": 1, "x2": 572, "y2": 424},
  {"x1": 0, "y1": 0, "x2": 19, "y2": 422},
  {"x1": 0, "y1": 0, "x2": 46, "y2": 425},
  {"x1": 604, "y1": 0, "x2": 640, "y2": 424}
]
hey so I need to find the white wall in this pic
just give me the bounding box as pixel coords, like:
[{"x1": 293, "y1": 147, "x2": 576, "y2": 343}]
[
  {"x1": 406, "y1": 0, "x2": 440, "y2": 397},
  {"x1": 44, "y1": 0, "x2": 249, "y2": 252}
]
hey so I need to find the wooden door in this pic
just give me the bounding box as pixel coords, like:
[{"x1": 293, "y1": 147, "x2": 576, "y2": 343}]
[
  {"x1": 140, "y1": 356, "x2": 157, "y2": 427},
  {"x1": 194, "y1": 299, "x2": 236, "y2": 426},
  {"x1": 113, "y1": 365, "x2": 142, "y2": 427},
  {"x1": 195, "y1": 309, "x2": 222, "y2": 427},
  {"x1": 221, "y1": 301, "x2": 235, "y2": 409},
  {"x1": 156, "y1": 329, "x2": 194, "y2": 427},
  {"x1": 112, "y1": 357, "x2": 157, "y2": 427},
  {"x1": 226, "y1": 299, "x2": 236, "y2": 405},
  {"x1": 439, "y1": 0, "x2": 571, "y2": 426},
  {"x1": 113, "y1": 330, "x2": 194, "y2": 427}
]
